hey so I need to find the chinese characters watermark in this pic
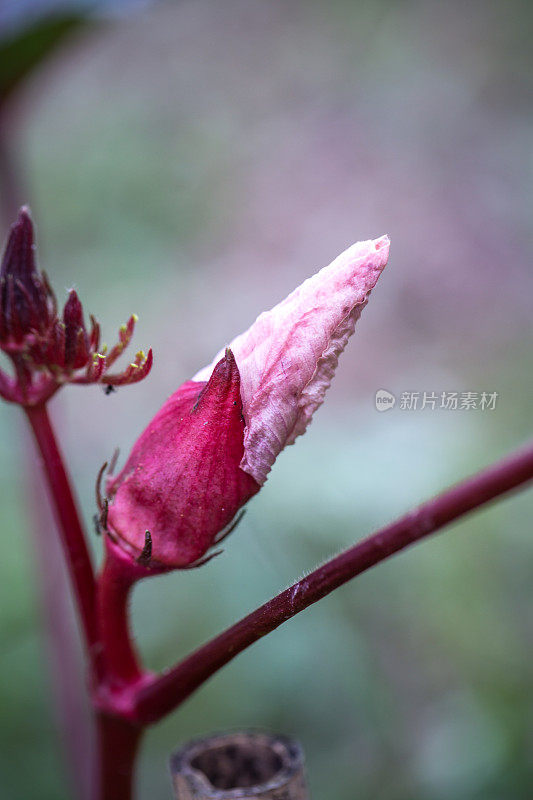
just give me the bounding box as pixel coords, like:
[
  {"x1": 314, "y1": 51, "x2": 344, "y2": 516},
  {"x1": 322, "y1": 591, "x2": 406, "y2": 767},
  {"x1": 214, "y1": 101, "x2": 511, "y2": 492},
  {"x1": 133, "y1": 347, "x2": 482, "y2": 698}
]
[{"x1": 375, "y1": 390, "x2": 499, "y2": 412}]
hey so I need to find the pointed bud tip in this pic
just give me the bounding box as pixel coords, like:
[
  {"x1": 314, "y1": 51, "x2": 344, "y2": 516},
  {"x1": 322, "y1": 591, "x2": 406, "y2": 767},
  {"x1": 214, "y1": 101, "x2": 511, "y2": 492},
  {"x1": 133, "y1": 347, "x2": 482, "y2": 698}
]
[
  {"x1": 1, "y1": 205, "x2": 37, "y2": 281},
  {"x1": 374, "y1": 234, "x2": 390, "y2": 263},
  {"x1": 18, "y1": 205, "x2": 33, "y2": 223},
  {"x1": 64, "y1": 288, "x2": 83, "y2": 316},
  {"x1": 211, "y1": 347, "x2": 239, "y2": 383},
  {"x1": 190, "y1": 348, "x2": 241, "y2": 415},
  {"x1": 11, "y1": 207, "x2": 35, "y2": 246}
]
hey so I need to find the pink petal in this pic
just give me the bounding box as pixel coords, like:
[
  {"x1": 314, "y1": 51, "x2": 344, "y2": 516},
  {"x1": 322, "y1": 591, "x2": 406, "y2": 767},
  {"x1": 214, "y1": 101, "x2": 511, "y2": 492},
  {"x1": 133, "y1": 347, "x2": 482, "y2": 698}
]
[{"x1": 193, "y1": 235, "x2": 389, "y2": 485}]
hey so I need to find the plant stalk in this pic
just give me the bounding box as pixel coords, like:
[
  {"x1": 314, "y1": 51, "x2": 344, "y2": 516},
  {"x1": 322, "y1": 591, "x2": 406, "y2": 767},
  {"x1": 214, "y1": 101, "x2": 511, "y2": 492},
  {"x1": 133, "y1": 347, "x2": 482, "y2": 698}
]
[
  {"x1": 97, "y1": 545, "x2": 143, "y2": 687},
  {"x1": 29, "y1": 460, "x2": 92, "y2": 799},
  {"x1": 135, "y1": 440, "x2": 533, "y2": 723},
  {"x1": 24, "y1": 403, "x2": 102, "y2": 679},
  {"x1": 93, "y1": 713, "x2": 143, "y2": 800}
]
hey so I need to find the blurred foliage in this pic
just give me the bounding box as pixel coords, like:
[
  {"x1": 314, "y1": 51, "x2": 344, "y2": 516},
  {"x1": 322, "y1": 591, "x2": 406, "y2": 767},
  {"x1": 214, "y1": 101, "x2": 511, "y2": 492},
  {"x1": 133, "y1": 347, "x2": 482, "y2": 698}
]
[
  {"x1": 0, "y1": 12, "x2": 90, "y2": 108},
  {"x1": 0, "y1": 1, "x2": 532, "y2": 799}
]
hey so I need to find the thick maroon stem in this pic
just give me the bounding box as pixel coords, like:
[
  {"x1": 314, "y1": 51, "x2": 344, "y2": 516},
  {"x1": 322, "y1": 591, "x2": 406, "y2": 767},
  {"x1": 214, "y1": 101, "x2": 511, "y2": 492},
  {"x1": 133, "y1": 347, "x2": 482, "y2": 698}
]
[
  {"x1": 93, "y1": 713, "x2": 142, "y2": 800},
  {"x1": 24, "y1": 403, "x2": 101, "y2": 678},
  {"x1": 29, "y1": 463, "x2": 92, "y2": 800},
  {"x1": 97, "y1": 545, "x2": 143, "y2": 687},
  {"x1": 25, "y1": 406, "x2": 145, "y2": 798},
  {"x1": 135, "y1": 441, "x2": 533, "y2": 723}
]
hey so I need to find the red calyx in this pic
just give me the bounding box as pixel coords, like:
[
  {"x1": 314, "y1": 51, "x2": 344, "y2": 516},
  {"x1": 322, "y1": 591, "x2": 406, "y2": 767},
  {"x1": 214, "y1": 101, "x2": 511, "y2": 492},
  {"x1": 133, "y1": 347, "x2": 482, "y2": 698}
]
[{"x1": 105, "y1": 350, "x2": 260, "y2": 568}]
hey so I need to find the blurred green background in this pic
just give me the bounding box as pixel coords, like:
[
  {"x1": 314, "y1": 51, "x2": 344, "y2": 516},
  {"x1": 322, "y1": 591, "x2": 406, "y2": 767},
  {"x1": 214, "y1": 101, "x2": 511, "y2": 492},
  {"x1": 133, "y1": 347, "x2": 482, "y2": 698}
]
[{"x1": 0, "y1": 1, "x2": 532, "y2": 798}]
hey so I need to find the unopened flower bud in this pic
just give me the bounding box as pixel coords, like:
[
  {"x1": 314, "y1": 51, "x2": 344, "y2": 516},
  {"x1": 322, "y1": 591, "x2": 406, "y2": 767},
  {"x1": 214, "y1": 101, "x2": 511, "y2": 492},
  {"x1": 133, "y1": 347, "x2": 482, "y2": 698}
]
[
  {"x1": 105, "y1": 236, "x2": 390, "y2": 568},
  {"x1": 0, "y1": 206, "x2": 53, "y2": 345},
  {"x1": 62, "y1": 290, "x2": 90, "y2": 368}
]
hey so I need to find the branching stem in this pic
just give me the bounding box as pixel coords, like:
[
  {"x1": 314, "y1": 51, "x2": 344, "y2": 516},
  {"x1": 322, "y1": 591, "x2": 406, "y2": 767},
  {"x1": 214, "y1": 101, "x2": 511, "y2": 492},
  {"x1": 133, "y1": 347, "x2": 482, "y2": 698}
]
[
  {"x1": 20, "y1": 398, "x2": 533, "y2": 799},
  {"x1": 134, "y1": 440, "x2": 533, "y2": 723}
]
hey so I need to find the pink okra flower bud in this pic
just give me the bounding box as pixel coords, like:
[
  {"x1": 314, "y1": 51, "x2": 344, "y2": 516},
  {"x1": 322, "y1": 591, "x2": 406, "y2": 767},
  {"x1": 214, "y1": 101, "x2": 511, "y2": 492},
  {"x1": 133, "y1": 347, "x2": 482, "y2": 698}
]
[{"x1": 105, "y1": 236, "x2": 390, "y2": 568}]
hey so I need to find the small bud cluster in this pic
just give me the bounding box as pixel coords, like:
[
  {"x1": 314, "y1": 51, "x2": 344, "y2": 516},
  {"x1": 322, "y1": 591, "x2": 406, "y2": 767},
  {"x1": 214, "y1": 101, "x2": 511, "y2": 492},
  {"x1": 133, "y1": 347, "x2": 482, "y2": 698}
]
[{"x1": 0, "y1": 208, "x2": 152, "y2": 405}]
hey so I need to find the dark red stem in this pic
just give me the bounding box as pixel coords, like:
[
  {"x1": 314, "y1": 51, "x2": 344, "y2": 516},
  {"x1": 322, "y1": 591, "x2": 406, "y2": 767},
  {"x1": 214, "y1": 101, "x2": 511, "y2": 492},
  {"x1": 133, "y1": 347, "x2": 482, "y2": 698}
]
[
  {"x1": 25, "y1": 406, "x2": 146, "y2": 799},
  {"x1": 134, "y1": 440, "x2": 533, "y2": 723},
  {"x1": 24, "y1": 403, "x2": 102, "y2": 679},
  {"x1": 93, "y1": 713, "x2": 143, "y2": 800},
  {"x1": 29, "y1": 468, "x2": 92, "y2": 800},
  {"x1": 97, "y1": 544, "x2": 143, "y2": 687}
]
